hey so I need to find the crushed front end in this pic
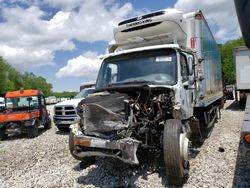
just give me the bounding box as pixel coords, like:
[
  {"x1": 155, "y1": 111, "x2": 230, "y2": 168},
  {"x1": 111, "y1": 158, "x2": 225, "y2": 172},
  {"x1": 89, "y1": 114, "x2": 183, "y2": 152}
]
[{"x1": 70, "y1": 87, "x2": 175, "y2": 164}]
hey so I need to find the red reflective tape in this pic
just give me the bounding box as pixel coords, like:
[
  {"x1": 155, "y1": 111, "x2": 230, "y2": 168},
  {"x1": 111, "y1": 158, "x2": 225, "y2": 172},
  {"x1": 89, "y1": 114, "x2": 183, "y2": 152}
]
[{"x1": 191, "y1": 37, "x2": 195, "y2": 49}]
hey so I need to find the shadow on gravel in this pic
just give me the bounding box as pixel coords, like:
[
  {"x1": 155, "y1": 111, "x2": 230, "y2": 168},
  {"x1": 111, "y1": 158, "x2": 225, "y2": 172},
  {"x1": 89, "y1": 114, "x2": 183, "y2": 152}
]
[
  {"x1": 232, "y1": 140, "x2": 250, "y2": 187},
  {"x1": 5, "y1": 127, "x2": 47, "y2": 140},
  {"x1": 225, "y1": 100, "x2": 244, "y2": 111},
  {"x1": 74, "y1": 150, "x2": 185, "y2": 188},
  {"x1": 55, "y1": 130, "x2": 69, "y2": 135}
]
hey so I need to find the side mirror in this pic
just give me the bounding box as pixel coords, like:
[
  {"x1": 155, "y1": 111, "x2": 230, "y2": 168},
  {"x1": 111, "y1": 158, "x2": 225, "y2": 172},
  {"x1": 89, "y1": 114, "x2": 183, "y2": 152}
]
[
  {"x1": 188, "y1": 57, "x2": 193, "y2": 75},
  {"x1": 189, "y1": 77, "x2": 195, "y2": 85},
  {"x1": 27, "y1": 97, "x2": 32, "y2": 102},
  {"x1": 105, "y1": 67, "x2": 112, "y2": 84},
  {"x1": 198, "y1": 58, "x2": 204, "y2": 63}
]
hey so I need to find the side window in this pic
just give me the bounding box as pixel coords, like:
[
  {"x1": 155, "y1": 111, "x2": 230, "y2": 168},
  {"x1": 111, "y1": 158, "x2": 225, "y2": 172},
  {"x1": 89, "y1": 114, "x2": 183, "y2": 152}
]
[{"x1": 180, "y1": 53, "x2": 189, "y2": 82}]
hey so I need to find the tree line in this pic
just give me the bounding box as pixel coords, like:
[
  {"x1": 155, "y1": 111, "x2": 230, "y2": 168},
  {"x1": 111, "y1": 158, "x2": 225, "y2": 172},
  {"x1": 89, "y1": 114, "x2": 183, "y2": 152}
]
[
  {"x1": 219, "y1": 37, "x2": 245, "y2": 84},
  {"x1": 0, "y1": 57, "x2": 53, "y2": 96}
]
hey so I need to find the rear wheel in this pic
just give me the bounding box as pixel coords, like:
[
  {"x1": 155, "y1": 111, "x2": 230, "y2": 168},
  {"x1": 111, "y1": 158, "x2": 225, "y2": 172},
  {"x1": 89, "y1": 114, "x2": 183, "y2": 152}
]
[
  {"x1": 69, "y1": 129, "x2": 95, "y2": 163},
  {"x1": 0, "y1": 127, "x2": 8, "y2": 140},
  {"x1": 163, "y1": 119, "x2": 189, "y2": 187},
  {"x1": 240, "y1": 98, "x2": 246, "y2": 107},
  {"x1": 27, "y1": 121, "x2": 39, "y2": 138}
]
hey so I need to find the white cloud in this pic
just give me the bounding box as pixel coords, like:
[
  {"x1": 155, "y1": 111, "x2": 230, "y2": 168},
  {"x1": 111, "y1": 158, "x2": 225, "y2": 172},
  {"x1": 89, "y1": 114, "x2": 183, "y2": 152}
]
[
  {"x1": 174, "y1": 0, "x2": 241, "y2": 42},
  {"x1": 43, "y1": 0, "x2": 84, "y2": 10},
  {"x1": 56, "y1": 51, "x2": 102, "y2": 79},
  {"x1": 0, "y1": 45, "x2": 54, "y2": 67},
  {"x1": 0, "y1": 0, "x2": 136, "y2": 69}
]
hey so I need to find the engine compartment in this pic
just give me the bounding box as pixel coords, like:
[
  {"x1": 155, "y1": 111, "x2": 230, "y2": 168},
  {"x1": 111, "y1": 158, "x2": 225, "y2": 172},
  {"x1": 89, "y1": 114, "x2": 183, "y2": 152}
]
[{"x1": 77, "y1": 86, "x2": 175, "y2": 149}]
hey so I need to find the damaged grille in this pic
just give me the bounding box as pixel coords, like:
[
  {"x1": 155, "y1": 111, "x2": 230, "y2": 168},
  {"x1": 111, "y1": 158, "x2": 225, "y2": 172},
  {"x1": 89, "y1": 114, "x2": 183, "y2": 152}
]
[{"x1": 77, "y1": 92, "x2": 129, "y2": 139}]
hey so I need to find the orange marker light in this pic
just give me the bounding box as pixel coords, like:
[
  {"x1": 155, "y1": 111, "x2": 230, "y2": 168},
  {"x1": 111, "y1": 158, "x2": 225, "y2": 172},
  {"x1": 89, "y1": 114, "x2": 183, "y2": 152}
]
[{"x1": 244, "y1": 134, "x2": 250, "y2": 143}]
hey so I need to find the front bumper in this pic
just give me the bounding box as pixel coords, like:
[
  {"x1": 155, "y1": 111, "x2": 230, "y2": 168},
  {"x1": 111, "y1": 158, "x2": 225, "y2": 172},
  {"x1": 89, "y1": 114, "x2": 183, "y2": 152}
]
[
  {"x1": 53, "y1": 115, "x2": 79, "y2": 125},
  {"x1": 73, "y1": 133, "x2": 141, "y2": 165}
]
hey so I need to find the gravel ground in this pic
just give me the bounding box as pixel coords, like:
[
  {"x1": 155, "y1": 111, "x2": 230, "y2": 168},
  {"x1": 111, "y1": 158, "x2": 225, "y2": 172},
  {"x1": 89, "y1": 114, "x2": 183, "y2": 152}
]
[{"x1": 0, "y1": 100, "x2": 249, "y2": 188}]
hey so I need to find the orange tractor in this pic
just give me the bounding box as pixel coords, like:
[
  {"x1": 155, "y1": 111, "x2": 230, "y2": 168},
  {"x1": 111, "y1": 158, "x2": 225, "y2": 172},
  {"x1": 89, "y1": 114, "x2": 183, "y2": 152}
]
[{"x1": 0, "y1": 89, "x2": 51, "y2": 140}]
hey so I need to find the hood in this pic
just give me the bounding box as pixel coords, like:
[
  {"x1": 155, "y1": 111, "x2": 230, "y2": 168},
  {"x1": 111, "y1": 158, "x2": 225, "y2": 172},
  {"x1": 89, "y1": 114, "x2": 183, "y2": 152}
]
[{"x1": 55, "y1": 98, "x2": 84, "y2": 107}]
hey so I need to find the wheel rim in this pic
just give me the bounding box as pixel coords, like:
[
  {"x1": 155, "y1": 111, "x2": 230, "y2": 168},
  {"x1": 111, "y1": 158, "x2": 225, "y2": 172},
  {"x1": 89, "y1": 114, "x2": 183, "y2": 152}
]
[{"x1": 179, "y1": 133, "x2": 189, "y2": 162}]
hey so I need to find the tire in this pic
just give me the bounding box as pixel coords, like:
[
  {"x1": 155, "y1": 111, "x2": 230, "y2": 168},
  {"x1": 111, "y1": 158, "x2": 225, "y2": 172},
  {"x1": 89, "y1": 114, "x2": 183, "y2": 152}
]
[
  {"x1": 69, "y1": 129, "x2": 95, "y2": 163},
  {"x1": 0, "y1": 127, "x2": 8, "y2": 140},
  {"x1": 219, "y1": 97, "x2": 225, "y2": 109},
  {"x1": 44, "y1": 117, "x2": 52, "y2": 129},
  {"x1": 27, "y1": 121, "x2": 39, "y2": 138},
  {"x1": 163, "y1": 119, "x2": 187, "y2": 187},
  {"x1": 240, "y1": 98, "x2": 246, "y2": 107}
]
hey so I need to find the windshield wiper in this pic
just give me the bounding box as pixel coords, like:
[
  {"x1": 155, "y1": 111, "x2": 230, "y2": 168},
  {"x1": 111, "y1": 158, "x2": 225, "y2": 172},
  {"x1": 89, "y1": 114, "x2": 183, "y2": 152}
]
[{"x1": 107, "y1": 80, "x2": 153, "y2": 87}]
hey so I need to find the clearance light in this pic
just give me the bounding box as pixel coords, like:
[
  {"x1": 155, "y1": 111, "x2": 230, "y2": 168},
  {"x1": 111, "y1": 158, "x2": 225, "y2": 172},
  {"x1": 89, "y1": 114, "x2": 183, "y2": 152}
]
[{"x1": 244, "y1": 134, "x2": 250, "y2": 143}]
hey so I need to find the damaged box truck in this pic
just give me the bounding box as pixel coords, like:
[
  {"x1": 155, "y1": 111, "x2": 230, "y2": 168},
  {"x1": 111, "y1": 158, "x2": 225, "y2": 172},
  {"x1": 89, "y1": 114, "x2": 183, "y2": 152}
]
[{"x1": 69, "y1": 9, "x2": 223, "y2": 186}]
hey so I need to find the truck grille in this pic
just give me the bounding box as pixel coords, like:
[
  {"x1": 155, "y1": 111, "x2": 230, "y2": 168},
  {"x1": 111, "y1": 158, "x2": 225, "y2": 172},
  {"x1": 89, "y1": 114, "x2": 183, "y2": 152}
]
[{"x1": 54, "y1": 105, "x2": 76, "y2": 116}]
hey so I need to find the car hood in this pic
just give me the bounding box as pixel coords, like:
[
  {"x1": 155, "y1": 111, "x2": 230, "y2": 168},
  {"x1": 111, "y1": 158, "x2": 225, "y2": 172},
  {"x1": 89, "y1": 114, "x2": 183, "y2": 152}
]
[{"x1": 55, "y1": 98, "x2": 84, "y2": 107}]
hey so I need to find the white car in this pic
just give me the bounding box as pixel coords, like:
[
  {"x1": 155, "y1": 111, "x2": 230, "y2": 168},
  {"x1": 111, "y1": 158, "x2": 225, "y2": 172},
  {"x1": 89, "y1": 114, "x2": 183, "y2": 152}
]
[{"x1": 53, "y1": 88, "x2": 95, "y2": 131}]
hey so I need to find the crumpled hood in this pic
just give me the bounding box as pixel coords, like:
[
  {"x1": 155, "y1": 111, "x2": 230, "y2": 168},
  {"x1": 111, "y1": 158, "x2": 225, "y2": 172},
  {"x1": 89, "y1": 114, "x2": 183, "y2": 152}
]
[
  {"x1": 77, "y1": 92, "x2": 129, "y2": 139},
  {"x1": 55, "y1": 98, "x2": 84, "y2": 107}
]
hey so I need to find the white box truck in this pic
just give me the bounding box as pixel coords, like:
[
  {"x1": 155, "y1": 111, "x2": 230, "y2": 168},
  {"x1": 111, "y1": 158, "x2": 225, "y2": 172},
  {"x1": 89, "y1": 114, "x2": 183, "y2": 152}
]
[
  {"x1": 69, "y1": 9, "x2": 223, "y2": 186},
  {"x1": 235, "y1": 46, "x2": 250, "y2": 106},
  {"x1": 235, "y1": 46, "x2": 250, "y2": 149}
]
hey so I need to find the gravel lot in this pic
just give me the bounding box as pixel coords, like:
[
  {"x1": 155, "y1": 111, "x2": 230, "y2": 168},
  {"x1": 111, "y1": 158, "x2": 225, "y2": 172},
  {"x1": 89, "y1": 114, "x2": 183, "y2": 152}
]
[{"x1": 0, "y1": 100, "x2": 249, "y2": 188}]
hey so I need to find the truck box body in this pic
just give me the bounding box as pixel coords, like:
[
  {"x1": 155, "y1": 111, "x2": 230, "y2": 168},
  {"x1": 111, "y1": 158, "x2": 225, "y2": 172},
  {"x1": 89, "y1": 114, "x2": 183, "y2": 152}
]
[
  {"x1": 235, "y1": 47, "x2": 250, "y2": 149},
  {"x1": 235, "y1": 46, "x2": 250, "y2": 90},
  {"x1": 109, "y1": 9, "x2": 222, "y2": 107}
]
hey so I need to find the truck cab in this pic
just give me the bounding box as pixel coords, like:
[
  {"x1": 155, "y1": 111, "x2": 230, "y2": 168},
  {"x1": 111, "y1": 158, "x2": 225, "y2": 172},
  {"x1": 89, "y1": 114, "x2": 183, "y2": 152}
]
[{"x1": 96, "y1": 44, "x2": 195, "y2": 119}]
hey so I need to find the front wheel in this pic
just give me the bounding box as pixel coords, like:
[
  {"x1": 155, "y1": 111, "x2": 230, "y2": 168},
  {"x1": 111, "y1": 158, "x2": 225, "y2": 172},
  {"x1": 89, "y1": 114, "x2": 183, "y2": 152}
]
[
  {"x1": 163, "y1": 119, "x2": 189, "y2": 186},
  {"x1": 0, "y1": 127, "x2": 8, "y2": 140},
  {"x1": 44, "y1": 117, "x2": 52, "y2": 129},
  {"x1": 27, "y1": 121, "x2": 39, "y2": 138}
]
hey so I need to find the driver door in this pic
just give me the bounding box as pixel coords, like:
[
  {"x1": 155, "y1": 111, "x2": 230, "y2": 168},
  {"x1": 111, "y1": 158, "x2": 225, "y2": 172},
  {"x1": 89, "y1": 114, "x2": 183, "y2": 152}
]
[{"x1": 180, "y1": 52, "x2": 194, "y2": 118}]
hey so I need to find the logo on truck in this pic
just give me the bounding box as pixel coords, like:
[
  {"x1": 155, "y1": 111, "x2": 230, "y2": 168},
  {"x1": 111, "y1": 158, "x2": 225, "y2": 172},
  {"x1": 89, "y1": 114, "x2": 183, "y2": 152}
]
[{"x1": 126, "y1": 18, "x2": 152, "y2": 28}]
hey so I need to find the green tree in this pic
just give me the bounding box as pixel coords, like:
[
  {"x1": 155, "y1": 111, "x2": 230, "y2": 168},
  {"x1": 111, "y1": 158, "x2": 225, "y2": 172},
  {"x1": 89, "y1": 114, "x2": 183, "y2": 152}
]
[
  {"x1": 0, "y1": 56, "x2": 53, "y2": 96},
  {"x1": 220, "y1": 37, "x2": 245, "y2": 84},
  {"x1": 52, "y1": 91, "x2": 78, "y2": 98}
]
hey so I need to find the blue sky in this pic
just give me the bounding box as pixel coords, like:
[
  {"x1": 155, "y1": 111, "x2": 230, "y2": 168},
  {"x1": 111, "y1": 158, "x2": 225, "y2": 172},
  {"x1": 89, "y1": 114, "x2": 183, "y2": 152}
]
[{"x1": 0, "y1": 0, "x2": 240, "y2": 92}]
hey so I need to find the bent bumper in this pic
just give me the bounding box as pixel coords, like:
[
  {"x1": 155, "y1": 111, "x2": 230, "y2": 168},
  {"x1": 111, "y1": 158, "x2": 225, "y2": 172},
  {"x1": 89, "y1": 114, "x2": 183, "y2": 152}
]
[{"x1": 73, "y1": 134, "x2": 141, "y2": 165}]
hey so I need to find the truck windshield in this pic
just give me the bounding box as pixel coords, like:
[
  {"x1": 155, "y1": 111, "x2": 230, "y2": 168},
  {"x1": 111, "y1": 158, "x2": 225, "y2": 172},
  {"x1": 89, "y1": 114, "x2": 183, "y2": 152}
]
[
  {"x1": 74, "y1": 88, "x2": 94, "y2": 99},
  {"x1": 6, "y1": 96, "x2": 39, "y2": 108},
  {"x1": 96, "y1": 49, "x2": 177, "y2": 88}
]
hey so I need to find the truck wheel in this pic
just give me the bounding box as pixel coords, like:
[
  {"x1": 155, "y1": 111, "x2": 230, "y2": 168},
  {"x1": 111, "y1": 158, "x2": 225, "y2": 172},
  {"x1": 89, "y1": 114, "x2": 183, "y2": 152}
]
[
  {"x1": 44, "y1": 117, "x2": 52, "y2": 129},
  {"x1": 219, "y1": 97, "x2": 225, "y2": 109},
  {"x1": 163, "y1": 119, "x2": 188, "y2": 186},
  {"x1": 0, "y1": 128, "x2": 8, "y2": 140},
  {"x1": 69, "y1": 129, "x2": 95, "y2": 163},
  {"x1": 27, "y1": 122, "x2": 39, "y2": 138},
  {"x1": 240, "y1": 98, "x2": 246, "y2": 107}
]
